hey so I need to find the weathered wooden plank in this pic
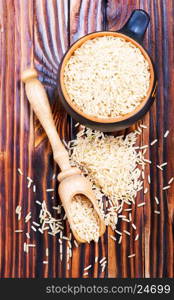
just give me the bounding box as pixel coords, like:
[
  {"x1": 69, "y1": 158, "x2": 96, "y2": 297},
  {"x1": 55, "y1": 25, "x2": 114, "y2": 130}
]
[
  {"x1": 0, "y1": 0, "x2": 173, "y2": 279},
  {"x1": 33, "y1": 0, "x2": 69, "y2": 278},
  {"x1": 139, "y1": 0, "x2": 174, "y2": 278},
  {"x1": 106, "y1": 0, "x2": 144, "y2": 278},
  {"x1": 0, "y1": 0, "x2": 35, "y2": 278},
  {"x1": 164, "y1": 0, "x2": 174, "y2": 278},
  {"x1": 106, "y1": 0, "x2": 174, "y2": 278},
  {"x1": 69, "y1": 0, "x2": 107, "y2": 278}
]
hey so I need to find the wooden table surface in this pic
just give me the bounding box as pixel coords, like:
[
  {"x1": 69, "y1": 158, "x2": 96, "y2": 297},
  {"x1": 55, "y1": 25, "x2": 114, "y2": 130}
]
[{"x1": 0, "y1": 0, "x2": 174, "y2": 278}]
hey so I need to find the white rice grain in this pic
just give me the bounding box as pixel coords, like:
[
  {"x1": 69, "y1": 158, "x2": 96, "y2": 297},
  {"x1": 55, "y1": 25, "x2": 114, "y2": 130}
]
[
  {"x1": 148, "y1": 175, "x2": 151, "y2": 184},
  {"x1": 132, "y1": 224, "x2": 136, "y2": 230},
  {"x1": 95, "y1": 256, "x2": 98, "y2": 263},
  {"x1": 140, "y1": 145, "x2": 148, "y2": 150},
  {"x1": 123, "y1": 230, "x2": 131, "y2": 236},
  {"x1": 157, "y1": 165, "x2": 163, "y2": 171},
  {"x1": 150, "y1": 139, "x2": 158, "y2": 146},
  {"x1": 163, "y1": 185, "x2": 170, "y2": 190},
  {"x1": 164, "y1": 130, "x2": 169, "y2": 138},
  {"x1": 26, "y1": 233, "x2": 30, "y2": 239},
  {"x1": 168, "y1": 177, "x2": 174, "y2": 185},
  {"x1": 31, "y1": 226, "x2": 37, "y2": 232},
  {"x1": 140, "y1": 124, "x2": 147, "y2": 129},
  {"x1": 138, "y1": 202, "x2": 146, "y2": 207},
  {"x1": 135, "y1": 234, "x2": 139, "y2": 241},
  {"x1": 17, "y1": 168, "x2": 23, "y2": 175},
  {"x1": 100, "y1": 257, "x2": 106, "y2": 264},
  {"x1": 128, "y1": 254, "x2": 136, "y2": 258},
  {"x1": 115, "y1": 230, "x2": 122, "y2": 236},
  {"x1": 118, "y1": 235, "x2": 122, "y2": 244},
  {"x1": 144, "y1": 188, "x2": 148, "y2": 194},
  {"x1": 154, "y1": 197, "x2": 159, "y2": 205},
  {"x1": 110, "y1": 235, "x2": 117, "y2": 241},
  {"x1": 160, "y1": 162, "x2": 167, "y2": 168},
  {"x1": 84, "y1": 265, "x2": 92, "y2": 271},
  {"x1": 36, "y1": 200, "x2": 41, "y2": 205}
]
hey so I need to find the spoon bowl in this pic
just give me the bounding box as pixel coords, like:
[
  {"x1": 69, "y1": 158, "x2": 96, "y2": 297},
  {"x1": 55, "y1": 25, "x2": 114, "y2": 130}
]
[{"x1": 58, "y1": 174, "x2": 106, "y2": 243}]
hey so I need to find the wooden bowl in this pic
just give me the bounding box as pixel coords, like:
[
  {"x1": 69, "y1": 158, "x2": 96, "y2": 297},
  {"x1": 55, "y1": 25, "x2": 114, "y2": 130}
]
[{"x1": 58, "y1": 10, "x2": 157, "y2": 132}]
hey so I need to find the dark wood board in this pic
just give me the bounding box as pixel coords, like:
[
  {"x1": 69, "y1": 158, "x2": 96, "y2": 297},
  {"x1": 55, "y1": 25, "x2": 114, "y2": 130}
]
[{"x1": 0, "y1": 0, "x2": 173, "y2": 278}]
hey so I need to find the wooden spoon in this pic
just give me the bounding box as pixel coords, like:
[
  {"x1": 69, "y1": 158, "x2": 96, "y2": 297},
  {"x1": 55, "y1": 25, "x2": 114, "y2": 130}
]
[{"x1": 21, "y1": 68, "x2": 106, "y2": 243}]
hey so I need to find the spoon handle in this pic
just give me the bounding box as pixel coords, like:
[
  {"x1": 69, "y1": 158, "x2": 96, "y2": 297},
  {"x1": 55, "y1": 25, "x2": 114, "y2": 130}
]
[{"x1": 21, "y1": 68, "x2": 73, "y2": 175}]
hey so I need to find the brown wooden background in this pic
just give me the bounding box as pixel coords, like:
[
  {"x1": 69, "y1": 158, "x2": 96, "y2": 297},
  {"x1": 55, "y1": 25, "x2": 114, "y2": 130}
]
[{"x1": 0, "y1": 0, "x2": 173, "y2": 278}]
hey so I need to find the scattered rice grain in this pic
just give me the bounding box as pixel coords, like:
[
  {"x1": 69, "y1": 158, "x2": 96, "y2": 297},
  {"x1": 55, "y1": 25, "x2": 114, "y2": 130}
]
[
  {"x1": 118, "y1": 235, "x2": 122, "y2": 244},
  {"x1": 110, "y1": 235, "x2": 117, "y2": 241},
  {"x1": 84, "y1": 264, "x2": 92, "y2": 271},
  {"x1": 150, "y1": 139, "x2": 158, "y2": 146},
  {"x1": 163, "y1": 185, "x2": 170, "y2": 190},
  {"x1": 100, "y1": 257, "x2": 106, "y2": 264},
  {"x1": 31, "y1": 226, "x2": 37, "y2": 232},
  {"x1": 95, "y1": 256, "x2": 98, "y2": 263},
  {"x1": 26, "y1": 233, "x2": 30, "y2": 239},
  {"x1": 128, "y1": 254, "x2": 136, "y2": 258},
  {"x1": 157, "y1": 165, "x2": 163, "y2": 171},
  {"x1": 74, "y1": 240, "x2": 78, "y2": 248},
  {"x1": 144, "y1": 188, "x2": 148, "y2": 194},
  {"x1": 32, "y1": 221, "x2": 40, "y2": 227},
  {"x1": 168, "y1": 177, "x2": 174, "y2": 185},
  {"x1": 148, "y1": 175, "x2": 151, "y2": 184},
  {"x1": 138, "y1": 202, "x2": 146, "y2": 207},
  {"x1": 115, "y1": 230, "x2": 122, "y2": 236},
  {"x1": 123, "y1": 230, "x2": 131, "y2": 236},
  {"x1": 164, "y1": 130, "x2": 169, "y2": 138},
  {"x1": 17, "y1": 168, "x2": 23, "y2": 175},
  {"x1": 135, "y1": 234, "x2": 139, "y2": 241},
  {"x1": 140, "y1": 145, "x2": 148, "y2": 150},
  {"x1": 140, "y1": 124, "x2": 147, "y2": 129},
  {"x1": 36, "y1": 200, "x2": 41, "y2": 205},
  {"x1": 129, "y1": 213, "x2": 132, "y2": 222},
  {"x1": 154, "y1": 197, "x2": 159, "y2": 205},
  {"x1": 28, "y1": 244, "x2": 36, "y2": 248},
  {"x1": 132, "y1": 224, "x2": 136, "y2": 230},
  {"x1": 160, "y1": 162, "x2": 167, "y2": 168},
  {"x1": 143, "y1": 159, "x2": 152, "y2": 164}
]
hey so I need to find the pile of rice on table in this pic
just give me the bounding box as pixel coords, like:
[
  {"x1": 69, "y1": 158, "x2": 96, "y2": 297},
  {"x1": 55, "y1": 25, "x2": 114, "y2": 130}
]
[
  {"x1": 69, "y1": 128, "x2": 145, "y2": 231},
  {"x1": 64, "y1": 36, "x2": 150, "y2": 118}
]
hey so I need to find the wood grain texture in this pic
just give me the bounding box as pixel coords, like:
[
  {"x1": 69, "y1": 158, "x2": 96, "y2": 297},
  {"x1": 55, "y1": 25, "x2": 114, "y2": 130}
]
[
  {"x1": 70, "y1": 0, "x2": 108, "y2": 279},
  {"x1": 0, "y1": 0, "x2": 173, "y2": 278}
]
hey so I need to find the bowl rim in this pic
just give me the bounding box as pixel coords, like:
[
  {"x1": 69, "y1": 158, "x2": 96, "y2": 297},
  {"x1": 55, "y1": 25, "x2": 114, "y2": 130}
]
[{"x1": 59, "y1": 31, "x2": 155, "y2": 124}]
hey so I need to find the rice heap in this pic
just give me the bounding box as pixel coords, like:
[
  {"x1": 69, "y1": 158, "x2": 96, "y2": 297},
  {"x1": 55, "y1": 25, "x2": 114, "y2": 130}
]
[
  {"x1": 69, "y1": 128, "x2": 144, "y2": 230},
  {"x1": 70, "y1": 194, "x2": 100, "y2": 243},
  {"x1": 64, "y1": 36, "x2": 150, "y2": 118}
]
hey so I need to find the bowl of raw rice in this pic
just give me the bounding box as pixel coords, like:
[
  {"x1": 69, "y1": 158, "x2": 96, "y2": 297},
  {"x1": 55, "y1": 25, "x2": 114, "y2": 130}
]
[{"x1": 58, "y1": 10, "x2": 157, "y2": 132}]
